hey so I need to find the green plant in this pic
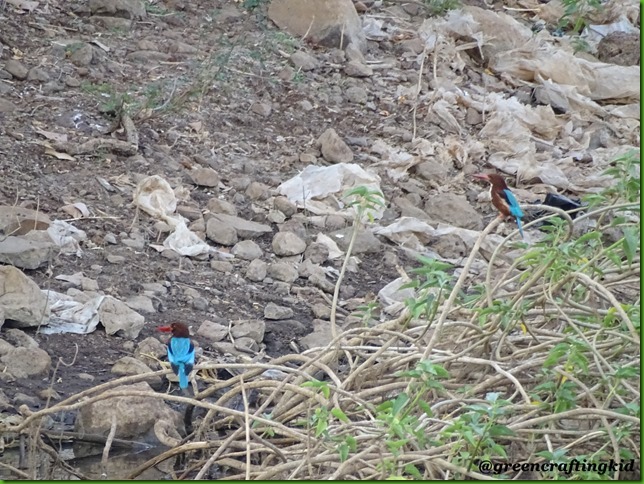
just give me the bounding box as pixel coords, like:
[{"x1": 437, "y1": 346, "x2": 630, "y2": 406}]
[
  {"x1": 558, "y1": 0, "x2": 603, "y2": 33},
  {"x1": 424, "y1": 0, "x2": 461, "y2": 16}
]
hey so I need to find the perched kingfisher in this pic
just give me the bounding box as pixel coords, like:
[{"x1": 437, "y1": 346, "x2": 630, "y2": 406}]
[
  {"x1": 158, "y1": 322, "x2": 195, "y2": 390},
  {"x1": 473, "y1": 173, "x2": 524, "y2": 239}
]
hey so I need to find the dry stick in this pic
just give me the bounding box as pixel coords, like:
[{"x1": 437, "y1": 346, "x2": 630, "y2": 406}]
[
  {"x1": 128, "y1": 441, "x2": 220, "y2": 480},
  {"x1": 330, "y1": 218, "x2": 360, "y2": 340},
  {"x1": 572, "y1": 271, "x2": 639, "y2": 340},
  {"x1": 0, "y1": 462, "x2": 31, "y2": 479},
  {"x1": 420, "y1": 216, "x2": 502, "y2": 362},
  {"x1": 411, "y1": 46, "x2": 428, "y2": 142},
  {"x1": 100, "y1": 414, "x2": 117, "y2": 479},
  {"x1": 191, "y1": 428, "x2": 246, "y2": 480},
  {"x1": 240, "y1": 377, "x2": 252, "y2": 481}
]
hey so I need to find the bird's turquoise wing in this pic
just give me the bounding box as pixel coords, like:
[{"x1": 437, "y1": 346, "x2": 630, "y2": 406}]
[
  {"x1": 502, "y1": 189, "x2": 523, "y2": 219},
  {"x1": 168, "y1": 337, "x2": 195, "y2": 366}
]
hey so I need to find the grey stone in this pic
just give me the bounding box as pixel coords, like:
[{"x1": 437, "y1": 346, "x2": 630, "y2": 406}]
[
  {"x1": 0, "y1": 232, "x2": 56, "y2": 270},
  {"x1": 267, "y1": 262, "x2": 299, "y2": 283},
  {"x1": 0, "y1": 266, "x2": 50, "y2": 327},
  {"x1": 232, "y1": 240, "x2": 263, "y2": 260},
  {"x1": 304, "y1": 242, "x2": 329, "y2": 263},
  {"x1": 246, "y1": 259, "x2": 267, "y2": 282},
  {"x1": 206, "y1": 218, "x2": 238, "y2": 246},
  {"x1": 231, "y1": 320, "x2": 265, "y2": 342},
  {"x1": 245, "y1": 181, "x2": 270, "y2": 200},
  {"x1": 210, "y1": 260, "x2": 233, "y2": 272},
  {"x1": 4, "y1": 59, "x2": 28, "y2": 80},
  {"x1": 27, "y1": 67, "x2": 50, "y2": 82},
  {"x1": 264, "y1": 302, "x2": 294, "y2": 320},
  {"x1": 207, "y1": 198, "x2": 238, "y2": 216},
  {"x1": 251, "y1": 102, "x2": 272, "y2": 117},
  {"x1": 209, "y1": 213, "x2": 271, "y2": 239},
  {"x1": 125, "y1": 295, "x2": 156, "y2": 313},
  {"x1": 189, "y1": 167, "x2": 220, "y2": 187},
  {"x1": 317, "y1": 128, "x2": 353, "y2": 163},
  {"x1": 345, "y1": 86, "x2": 368, "y2": 104},
  {"x1": 424, "y1": 193, "x2": 483, "y2": 230},
  {"x1": 330, "y1": 227, "x2": 382, "y2": 254},
  {"x1": 272, "y1": 231, "x2": 306, "y2": 256},
  {"x1": 1, "y1": 347, "x2": 51, "y2": 378},
  {"x1": 345, "y1": 60, "x2": 373, "y2": 77},
  {"x1": 290, "y1": 51, "x2": 319, "y2": 71},
  {"x1": 197, "y1": 319, "x2": 229, "y2": 342}
]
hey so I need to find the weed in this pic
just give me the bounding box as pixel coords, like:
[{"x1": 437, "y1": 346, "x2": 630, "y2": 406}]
[
  {"x1": 558, "y1": 0, "x2": 603, "y2": 33},
  {"x1": 423, "y1": 0, "x2": 461, "y2": 17}
]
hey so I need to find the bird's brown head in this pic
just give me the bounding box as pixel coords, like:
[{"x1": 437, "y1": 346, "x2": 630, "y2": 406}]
[
  {"x1": 158, "y1": 322, "x2": 190, "y2": 337},
  {"x1": 473, "y1": 173, "x2": 508, "y2": 190}
]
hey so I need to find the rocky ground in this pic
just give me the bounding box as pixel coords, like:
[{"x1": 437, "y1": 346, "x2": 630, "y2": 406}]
[{"x1": 0, "y1": 0, "x2": 639, "y2": 479}]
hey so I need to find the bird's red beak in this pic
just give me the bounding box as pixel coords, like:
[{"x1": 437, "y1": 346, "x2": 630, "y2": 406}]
[
  {"x1": 158, "y1": 325, "x2": 173, "y2": 333},
  {"x1": 473, "y1": 173, "x2": 490, "y2": 182}
]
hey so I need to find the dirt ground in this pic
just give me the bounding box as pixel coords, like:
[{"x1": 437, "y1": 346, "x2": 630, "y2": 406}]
[{"x1": 0, "y1": 0, "x2": 419, "y2": 410}]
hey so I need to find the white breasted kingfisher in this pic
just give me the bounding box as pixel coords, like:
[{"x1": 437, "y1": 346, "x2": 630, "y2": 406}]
[
  {"x1": 158, "y1": 322, "x2": 195, "y2": 390},
  {"x1": 473, "y1": 173, "x2": 524, "y2": 239}
]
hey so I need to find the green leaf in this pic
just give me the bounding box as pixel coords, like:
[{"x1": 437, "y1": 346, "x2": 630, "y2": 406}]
[
  {"x1": 392, "y1": 393, "x2": 410, "y2": 416},
  {"x1": 489, "y1": 424, "x2": 516, "y2": 437},
  {"x1": 614, "y1": 366, "x2": 639, "y2": 379},
  {"x1": 404, "y1": 464, "x2": 423, "y2": 479},
  {"x1": 337, "y1": 441, "x2": 349, "y2": 462},
  {"x1": 418, "y1": 400, "x2": 434, "y2": 417},
  {"x1": 622, "y1": 226, "x2": 638, "y2": 266},
  {"x1": 331, "y1": 407, "x2": 350, "y2": 423}
]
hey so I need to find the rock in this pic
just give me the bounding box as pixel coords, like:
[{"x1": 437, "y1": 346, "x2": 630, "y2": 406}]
[
  {"x1": 264, "y1": 303, "x2": 294, "y2": 320},
  {"x1": 267, "y1": 210, "x2": 286, "y2": 224},
  {"x1": 232, "y1": 240, "x2": 263, "y2": 260},
  {"x1": 39, "y1": 388, "x2": 61, "y2": 400},
  {"x1": 13, "y1": 392, "x2": 41, "y2": 407},
  {"x1": 0, "y1": 338, "x2": 13, "y2": 356},
  {"x1": 89, "y1": 0, "x2": 146, "y2": 19},
  {"x1": 345, "y1": 85, "x2": 368, "y2": 104},
  {"x1": 597, "y1": 32, "x2": 640, "y2": 66},
  {"x1": 272, "y1": 231, "x2": 307, "y2": 256},
  {"x1": 299, "y1": 319, "x2": 333, "y2": 349},
  {"x1": 251, "y1": 102, "x2": 272, "y2": 117},
  {"x1": 27, "y1": 67, "x2": 50, "y2": 82},
  {"x1": 246, "y1": 259, "x2": 267, "y2": 282},
  {"x1": 311, "y1": 303, "x2": 331, "y2": 319},
  {"x1": 69, "y1": 42, "x2": 94, "y2": 66},
  {"x1": 177, "y1": 204, "x2": 202, "y2": 221},
  {"x1": 125, "y1": 49, "x2": 168, "y2": 61},
  {"x1": 345, "y1": 42, "x2": 365, "y2": 63},
  {"x1": 330, "y1": 227, "x2": 382, "y2": 254},
  {"x1": 189, "y1": 167, "x2": 220, "y2": 187},
  {"x1": 309, "y1": 273, "x2": 336, "y2": 293},
  {"x1": 107, "y1": 254, "x2": 126, "y2": 264},
  {"x1": 74, "y1": 382, "x2": 181, "y2": 442},
  {"x1": 289, "y1": 51, "x2": 319, "y2": 71},
  {"x1": 111, "y1": 356, "x2": 162, "y2": 389},
  {"x1": 424, "y1": 193, "x2": 483, "y2": 230},
  {"x1": 0, "y1": 266, "x2": 50, "y2": 328},
  {"x1": 1, "y1": 347, "x2": 51, "y2": 379},
  {"x1": 273, "y1": 196, "x2": 297, "y2": 217},
  {"x1": 431, "y1": 232, "x2": 468, "y2": 259},
  {"x1": 267, "y1": 262, "x2": 299, "y2": 283},
  {"x1": 56, "y1": 272, "x2": 99, "y2": 291},
  {"x1": 4, "y1": 59, "x2": 28, "y2": 80},
  {"x1": 245, "y1": 181, "x2": 270, "y2": 200},
  {"x1": 235, "y1": 337, "x2": 258, "y2": 352},
  {"x1": 125, "y1": 295, "x2": 156, "y2": 313},
  {"x1": 414, "y1": 160, "x2": 450, "y2": 181},
  {"x1": 98, "y1": 296, "x2": 145, "y2": 339},
  {"x1": 0, "y1": 231, "x2": 57, "y2": 269},
  {"x1": 304, "y1": 242, "x2": 330, "y2": 263},
  {"x1": 197, "y1": 319, "x2": 228, "y2": 342},
  {"x1": 344, "y1": 60, "x2": 373, "y2": 77},
  {"x1": 317, "y1": 128, "x2": 354, "y2": 163},
  {"x1": 4, "y1": 328, "x2": 39, "y2": 348},
  {"x1": 465, "y1": 107, "x2": 483, "y2": 125},
  {"x1": 269, "y1": 0, "x2": 366, "y2": 51},
  {"x1": 207, "y1": 198, "x2": 238, "y2": 216},
  {"x1": 206, "y1": 218, "x2": 238, "y2": 246},
  {"x1": 167, "y1": 40, "x2": 199, "y2": 54},
  {"x1": 210, "y1": 260, "x2": 233, "y2": 272},
  {"x1": 0, "y1": 99, "x2": 17, "y2": 113},
  {"x1": 0, "y1": 389, "x2": 11, "y2": 410},
  {"x1": 231, "y1": 320, "x2": 265, "y2": 342},
  {"x1": 192, "y1": 297, "x2": 209, "y2": 311},
  {"x1": 208, "y1": 213, "x2": 272, "y2": 239},
  {"x1": 393, "y1": 197, "x2": 430, "y2": 221},
  {"x1": 134, "y1": 337, "x2": 166, "y2": 369}
]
